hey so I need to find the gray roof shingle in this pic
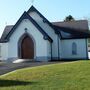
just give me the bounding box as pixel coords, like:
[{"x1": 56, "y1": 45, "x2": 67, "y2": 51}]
[
  {"x1": 52, "y1": 20, "x2": 90, "y2": 39},
  {"x1": 52, "y1": 20, "x2": 89, "y2": 31},
  {"x1": 53, "y1": 25, "x2": 90, "y2": 39},
  {"x1": 1, "y1": 25, "x2": 13, "y2": 41}
]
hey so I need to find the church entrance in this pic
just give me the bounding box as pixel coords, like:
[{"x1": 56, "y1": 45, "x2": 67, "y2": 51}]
[{"x1": 20, "y1": 35, "x2": 34, "y2": 59}]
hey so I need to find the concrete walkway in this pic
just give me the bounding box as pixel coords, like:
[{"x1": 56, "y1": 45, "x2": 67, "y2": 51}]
[{"x1": 0, "y1": 61, "x2": 61, "y2": 75}]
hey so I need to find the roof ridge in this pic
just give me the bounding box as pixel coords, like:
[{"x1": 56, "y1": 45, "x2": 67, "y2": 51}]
[
  {"x1": 52, "y1": 20, "x2": 88, "y2": 23},
  {"x1": 27, "y1": 6, "x2": 57, "y2": 33}
]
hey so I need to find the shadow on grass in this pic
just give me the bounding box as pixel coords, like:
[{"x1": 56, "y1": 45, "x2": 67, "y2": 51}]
[{"x1": 0, "y1": 79, "x2": 36, "y2": 87}]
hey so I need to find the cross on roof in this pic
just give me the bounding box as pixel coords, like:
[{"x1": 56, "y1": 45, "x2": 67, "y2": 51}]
[{"x1": 31, "y1": 0, "x2": 34, "y2": 5}]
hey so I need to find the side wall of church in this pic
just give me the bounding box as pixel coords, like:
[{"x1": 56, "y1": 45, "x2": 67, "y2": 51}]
[
  {"x1": 0, "y1": 43, "x2": 8, "y2": 61},
  {"x1": 59, "y1": 39, "x2": 88, "y2": 60}
]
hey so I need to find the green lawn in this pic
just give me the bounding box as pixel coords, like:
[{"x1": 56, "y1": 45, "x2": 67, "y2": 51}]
[{"x1": 0, "y1": 61, "x2": 90, "y2": 90}]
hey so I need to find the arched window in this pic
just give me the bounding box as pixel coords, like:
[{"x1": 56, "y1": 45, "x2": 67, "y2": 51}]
[{"x1": 72, "y1": 42, "x2": 77, "y2": 55}]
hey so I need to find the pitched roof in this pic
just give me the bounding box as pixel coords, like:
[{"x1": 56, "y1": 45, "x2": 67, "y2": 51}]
[
  {"x1": 52, "y1": 20, "x2": 89, "y2": 31},
  {"x1": 27, "y1": 6, "x2": 56, "y2": 32},
  {"x1": 54, "y1": 25, "x2": 90, "y2": 39},
  {"x1": 1, "y1": 6, "x2": 90, "y2": 42},
  {"x1": 28, "y1": 6, "x2": 90, "y2": 39},
  {"x1": 0, "y1": 11, "x2": 53, "y2": 43},
  {"x1": 1, "y1": 25, "x2": 13, "y2": 40},
  {"x1": 52, "y1": 20, "x2": 90, "y2": 39}
]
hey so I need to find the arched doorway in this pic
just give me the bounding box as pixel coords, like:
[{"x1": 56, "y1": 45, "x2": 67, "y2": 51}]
[{"x1": 19, "y1": 34, "x2": 34, "y2": 59}]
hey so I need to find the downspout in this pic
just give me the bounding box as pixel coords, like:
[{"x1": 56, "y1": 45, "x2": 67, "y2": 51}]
[
  {"x1": 86, "y1": 39, "x2": 89, "y2": 59},
  {"x1": 51, "y1": 42, "x2": 52, "y2": 61},
  {"x1": 58, "y1": 34, "x2": 60, "y2": 60}
]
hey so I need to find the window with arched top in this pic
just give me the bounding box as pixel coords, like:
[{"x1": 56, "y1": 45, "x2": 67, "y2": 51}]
[{"x1": 72, "y1": 42, "x2": 77, "y2": 55}]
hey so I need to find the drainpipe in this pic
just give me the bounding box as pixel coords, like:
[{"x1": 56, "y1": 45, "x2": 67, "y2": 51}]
[
  {"x1": 86, "y1": 39, "x2": 89, "y2": 59},
  {"x1": 51, "y1": 42, "x2": 52, "y2": 61},
  {"x1": 58, "y1": 34, "x2": 60, "y2": 60}
]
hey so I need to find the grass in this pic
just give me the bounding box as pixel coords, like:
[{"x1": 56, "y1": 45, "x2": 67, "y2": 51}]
[{"x1": 0, "y1": 61, "x2": 90, "y2": 90}]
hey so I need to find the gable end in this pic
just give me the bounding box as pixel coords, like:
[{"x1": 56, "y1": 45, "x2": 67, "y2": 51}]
[
  {"x1": 3, "y1": 12, "x2": 53, "y2": 42},
  {"x1": 27, "y1": 6, "x2": 59, "y2": 35}
]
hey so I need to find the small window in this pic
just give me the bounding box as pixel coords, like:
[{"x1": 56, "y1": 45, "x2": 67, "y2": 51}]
[{"x1": 72, "y1": 42, "x2": 77, "y2": 55}]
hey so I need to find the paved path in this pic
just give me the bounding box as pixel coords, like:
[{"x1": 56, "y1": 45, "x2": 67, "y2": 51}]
[{"x1": 0, "y1": 61, "x2": 62, "y2": 75}]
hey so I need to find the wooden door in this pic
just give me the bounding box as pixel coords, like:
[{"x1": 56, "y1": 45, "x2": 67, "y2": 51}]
[{"x1": 21, "y1": 36, "x2": 34, "y2": 59}]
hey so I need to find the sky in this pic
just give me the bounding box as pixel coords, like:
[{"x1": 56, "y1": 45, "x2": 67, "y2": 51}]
[{"x1": 0, "y1": 0, "x2": 90, "y2": 37}]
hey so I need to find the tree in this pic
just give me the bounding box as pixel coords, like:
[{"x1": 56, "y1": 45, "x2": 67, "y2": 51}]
[{"x1": 64, "y1": 15, "x2": 75, "y2": 21}]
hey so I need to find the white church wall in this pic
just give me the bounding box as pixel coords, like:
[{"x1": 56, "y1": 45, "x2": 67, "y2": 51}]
[
  {"x1": 8, "y1": 19, "x2": 51, "y2": 61},
  {"x1": 58, "y1": 37, "x2": 62, "y2": 59},
  {"x1": 60, "y1": 39, "x2": 88, "y2": 60},
  {"x1": 29, "y1": 12, "x2": 58, "y2": 59},
  {"x1": 0, "y1": 43, "x2": 8, "y2": 60},
  {"x1": 47, "y1": 41, "x2": 52, "y2": 58}
]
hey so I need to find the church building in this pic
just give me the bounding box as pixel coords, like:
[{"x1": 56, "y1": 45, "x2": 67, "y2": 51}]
[{"x1": 0, "y1": 6, "x2": 90, "y2": 62}]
